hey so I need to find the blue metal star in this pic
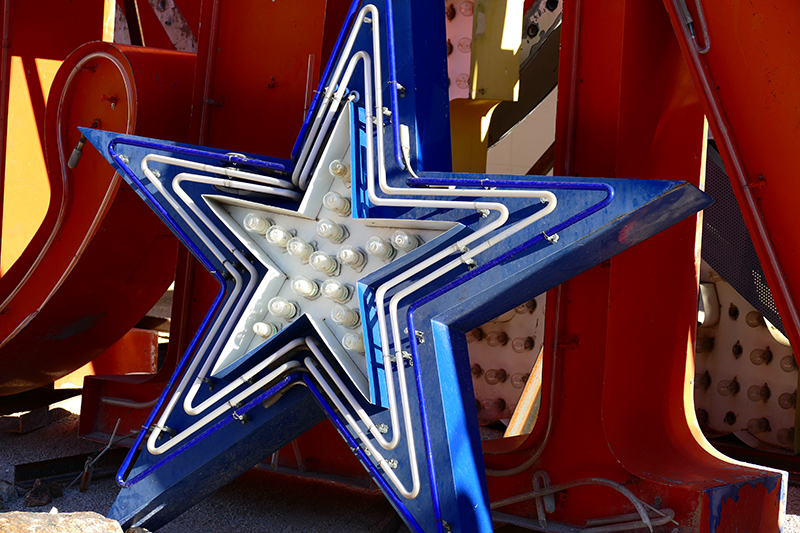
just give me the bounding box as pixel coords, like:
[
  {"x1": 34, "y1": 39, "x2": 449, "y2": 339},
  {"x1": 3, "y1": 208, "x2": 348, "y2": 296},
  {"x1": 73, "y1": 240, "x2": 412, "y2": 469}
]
[{"x1": 83, "y1": 0, "x2": 711, "y2": 531}]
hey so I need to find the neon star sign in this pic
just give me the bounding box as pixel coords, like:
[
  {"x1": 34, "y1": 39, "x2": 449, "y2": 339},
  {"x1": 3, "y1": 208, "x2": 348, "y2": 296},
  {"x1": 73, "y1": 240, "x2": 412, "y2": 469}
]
[{"x1": 84, "y1": 1, "x2": 711, "y2": 531}]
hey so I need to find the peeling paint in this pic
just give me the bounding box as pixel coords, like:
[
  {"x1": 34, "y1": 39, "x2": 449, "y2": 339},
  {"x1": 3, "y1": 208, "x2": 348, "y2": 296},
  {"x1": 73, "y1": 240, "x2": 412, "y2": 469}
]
[{"x1": 706, "y1": 475, "x2": 782, "y2": 533}]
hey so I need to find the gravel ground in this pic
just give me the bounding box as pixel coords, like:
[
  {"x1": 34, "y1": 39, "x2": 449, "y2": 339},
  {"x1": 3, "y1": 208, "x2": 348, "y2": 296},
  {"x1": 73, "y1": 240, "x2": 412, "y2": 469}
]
[
  {"x1": 2, "y1": 396, "x2": 800, "y2": 532},
  {"x1": 0, "y1": 397, "x2": 399, "y2": 532}
]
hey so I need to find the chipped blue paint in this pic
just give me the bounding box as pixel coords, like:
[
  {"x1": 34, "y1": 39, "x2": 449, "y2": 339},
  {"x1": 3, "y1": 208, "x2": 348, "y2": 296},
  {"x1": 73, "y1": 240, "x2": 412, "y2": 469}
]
[{"x1": 705, "y1": 474, "x2": 784, "y2": 533}]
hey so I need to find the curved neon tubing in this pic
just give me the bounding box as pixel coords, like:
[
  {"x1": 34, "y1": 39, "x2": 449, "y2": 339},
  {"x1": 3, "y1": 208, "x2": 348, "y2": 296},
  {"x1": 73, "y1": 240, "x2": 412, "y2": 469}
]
[
  {"x1": 0, "y1": 52, "x2": 133, "y2": 347},
  {"x1": 141, "y1": 153, "x2": 298, "y2": 192},
  {"x1": 303, "y1": 353, "x2": 419, "y2": 499},
  {"x1": 291, "y1": 0, "x2": 362, "y2": 162},
  {"x1": 300, "y1": 373, "x2": 424, "y2": 533},
  {"x1": 134, "y1": 159, "x2": 253, "y2": 449},
  {"x1": 119, "y1": 372, "x2": 304, "y2": 488},
  {"x1": 147, "y1": 361, "x2": 302, "y2": 455},
  {"x1": 292, "y1": 4, "x2": 380, "y2": 188},
  {"x1": 292, "y1": 5, "x2": 380, "y2": 187}
]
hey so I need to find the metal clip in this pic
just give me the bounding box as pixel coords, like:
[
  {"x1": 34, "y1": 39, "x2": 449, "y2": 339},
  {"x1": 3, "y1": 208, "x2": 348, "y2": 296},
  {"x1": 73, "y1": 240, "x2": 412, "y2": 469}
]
[{"x1": 542, "y1": 231, "x2": 559, "y2": 244}]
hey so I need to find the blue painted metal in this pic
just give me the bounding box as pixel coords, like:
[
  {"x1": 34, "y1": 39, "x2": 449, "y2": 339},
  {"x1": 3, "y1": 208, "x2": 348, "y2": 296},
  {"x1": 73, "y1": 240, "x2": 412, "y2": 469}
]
[
  {"x1": 80, "y1": 0, "x2": 714, "y2": 530},
  {"x1": 704, "y1": 475, "x2": 784, "y2": 533}
]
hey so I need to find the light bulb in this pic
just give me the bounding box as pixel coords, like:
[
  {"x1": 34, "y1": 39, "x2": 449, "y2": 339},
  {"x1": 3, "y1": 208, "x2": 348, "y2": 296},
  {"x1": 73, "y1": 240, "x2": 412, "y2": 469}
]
[
  {"x1": 778, "y1": 428, "x2": 795, "y2": 446},
  {"x1": 510, "y1": 373, "x2": 529, "y2": 389},
  {"x1": 391, "y1": 230, "x2": 419, "y2": 253},
  {"x1": 291, "y1": 276, "x2": 320, "y2": 299},
  {"x1": 286, "y1": 237, "x2": 315, "y2": 261},
  {"x1": 481, "y1": 398, "x2": 506, "y2": 413},
  {"x1": 331, "y1": 306, "x2": 360, "y2": 328},
  {"x1": 321, "y1": 279, "x2": 350, "y2": 303},
  {"x1": 745, "y1": 311, "x2": 765, "y2": 328},
  {"x1": 485, "y1": 368, "x2": 507, "y2": 385},
  {"x1": 309, "y1": 251, "x2": 338, "y2": 275},
  {"x1": 747, "y1": 383, "x2": 770, "y2": 402},
  {"x1": 781, "y1": 355, "x2": 798, "y2": 373},
  {"x1": 466, "y1": 328, "x2": 484, "y2": 343},
  {"x1": 485, "y1": 331, "x2": 508, "y2": 347},
  {"x1": 717, "y1": 379, "x2": 740, "y2": 396},
  {"x1": 253, "y1": 322, "x2": 278, "y2": 339},
  {"x1": 779, "y1": 391, "x2": 797, "y2": 410},
  {"x1": 366, "y1": 236, "x2": 395, "y2": 261},
  {"x1": 515, "y1": 299, "x2": 536, "y2": 314},
  {"x1": 342, "y1": 333, "x2": 365, "y2": 352},
  {"x1": 750, "y1": 348, "x2": 772, "y2": 365},
  {"x1": 266, "y1": 225, "x2": 292, "y2": 247},
  {"x1": 316, "y1": 219, "x2": 346, "y2": 243},
  {"x1": 268, "y1": 297, "x2": 298, "y2": 319},
  {"x1": 511, "y1": 336, "x2": 534, "y2": 353},
  {"x1": 329, "y1": 159, "x2": 350, "y2": 182},
  {"x1": 243, "y1": 213, "x2": 272, "y2": 234},
  {"x1": 323, "y1": 191, "x2": 351, "y2": 216},
  {"x1": 337, "y1": 245, "x2": 366, "y2": 271},
  {"x1": 747, "y1": 417, "x2": 770, "y2": 435}
]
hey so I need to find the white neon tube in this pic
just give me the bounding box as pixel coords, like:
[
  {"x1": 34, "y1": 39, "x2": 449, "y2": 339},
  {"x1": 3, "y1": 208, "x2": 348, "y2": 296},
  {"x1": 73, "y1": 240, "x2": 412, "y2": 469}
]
[
  {"x1": 303, "y1": 353, "x2": 418, "y2": 498},
  {"x1": 292, "y1": 5, "x2": 379, "y2": 188},
  {"x1": 147, "y1": 360, "x2": 302, "y2": 455},
  {"x1": 137, "y1": 158, "x2": 252, "y2": 445}
]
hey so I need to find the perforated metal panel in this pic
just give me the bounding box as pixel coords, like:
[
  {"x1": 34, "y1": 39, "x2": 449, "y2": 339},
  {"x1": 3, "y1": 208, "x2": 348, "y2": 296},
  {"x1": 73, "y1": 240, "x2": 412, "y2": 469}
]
[{"x1": 702, "y1": 144, "x2": 785, "y2": 336}]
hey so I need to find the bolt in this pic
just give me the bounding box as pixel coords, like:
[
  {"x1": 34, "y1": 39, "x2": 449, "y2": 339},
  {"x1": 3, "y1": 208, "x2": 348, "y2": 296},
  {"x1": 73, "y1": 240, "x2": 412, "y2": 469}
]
[
  {"x1": 459, "y1": 1, "x2": 474, "y2": 16},
  {"x1": 446, "y1": 3, "x2": 456, "y2": 20},
  {"x1": 377, "y1": 423, "x2": 389, "y2": 434},
  {"x1": 723, "y1": 411, "x2": 737, "y2": 425},
  {"x1": 728, "y1": 303, "x2": 739, "y2": 320},
  {"x1": 386, "y1": 458, "x2": 399, "y2": 469},
  {"x1": 152, "y1": 169, "x2": 161, "y2": 178},
  {"x1": 526, "y1": 23, "x2": 539, "y2": 39}
]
